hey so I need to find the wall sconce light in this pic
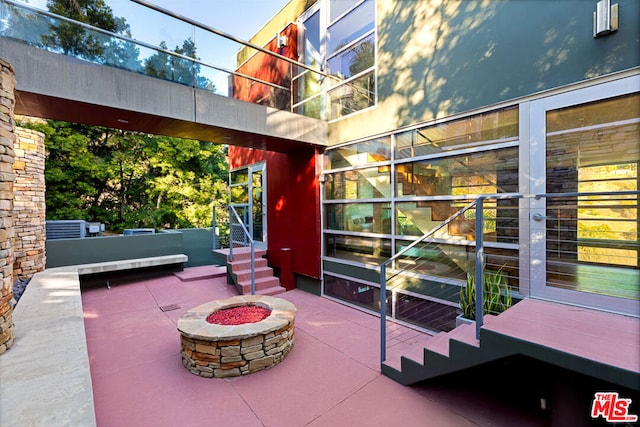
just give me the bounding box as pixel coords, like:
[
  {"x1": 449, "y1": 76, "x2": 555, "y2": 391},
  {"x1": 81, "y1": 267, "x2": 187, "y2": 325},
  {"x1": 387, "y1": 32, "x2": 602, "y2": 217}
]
[
  {"x1": 593, "y1": 0, "x2": 618, "y2": 38},
  {"x1": 276, "y1": 33, "x2": 288, "y2": 48}
]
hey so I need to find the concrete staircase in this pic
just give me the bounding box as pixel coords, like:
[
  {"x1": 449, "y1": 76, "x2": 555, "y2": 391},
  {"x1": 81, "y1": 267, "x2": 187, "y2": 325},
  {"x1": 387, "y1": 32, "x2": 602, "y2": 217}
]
[
  {"x1": 220, "y1": 247, "x2": 286, "y2": 296},
  {"x1": 382, "y1": 317, "x2": 512, "y2": 386},
  {"x1": 382, "y1": 301, "x2": 640, "y2": 392}
]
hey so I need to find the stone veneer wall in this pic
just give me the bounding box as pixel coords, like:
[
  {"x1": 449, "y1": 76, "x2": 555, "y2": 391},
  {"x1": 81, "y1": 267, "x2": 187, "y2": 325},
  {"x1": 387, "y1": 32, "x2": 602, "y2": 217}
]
[
  {"x1": 0, "y1": 58, "x2": 16, "y2": 355},
  {"x1": 181, "y1": 321, "x2": 295, "y2": 378},
  {"x1": 13, "y1": 127, "x2": 46, "y2": 279}
]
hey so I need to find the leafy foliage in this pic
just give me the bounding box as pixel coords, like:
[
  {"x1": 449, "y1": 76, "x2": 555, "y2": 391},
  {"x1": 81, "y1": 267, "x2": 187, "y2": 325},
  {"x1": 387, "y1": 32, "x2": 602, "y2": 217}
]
[
  {"x1": 18, "y1": 119, "x2": 229, "y2": 233},
  {"x1": 459, "y1": 265, "x2": 512, "y2": 320},
  {"x1": 42, "y1": 0, "x2": 124, "y2": 58}
]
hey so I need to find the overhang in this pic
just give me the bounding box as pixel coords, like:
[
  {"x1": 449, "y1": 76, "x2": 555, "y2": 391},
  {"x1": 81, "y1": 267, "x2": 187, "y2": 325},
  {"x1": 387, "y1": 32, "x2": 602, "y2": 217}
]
[{"x1": 1, "y1": 39, "x2": 327, "y2": 153}]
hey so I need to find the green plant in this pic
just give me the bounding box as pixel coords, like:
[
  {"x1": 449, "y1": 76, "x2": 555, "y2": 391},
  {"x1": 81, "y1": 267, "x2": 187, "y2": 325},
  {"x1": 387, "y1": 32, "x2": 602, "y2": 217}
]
[{"x1": 459, "y1": 265, "x2": 512, "y2": 320}]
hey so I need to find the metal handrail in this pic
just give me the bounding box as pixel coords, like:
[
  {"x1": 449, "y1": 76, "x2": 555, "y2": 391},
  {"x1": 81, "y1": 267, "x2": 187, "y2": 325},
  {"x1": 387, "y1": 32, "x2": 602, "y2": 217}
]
[
  {"x1": 228, "y1": 205, "x2": 256, "y2": 295},
  {"x1": 379, "y1": 190, "x2": 640, "y2": 364},
  {"x1": 378, "y1": 200, "x2": 476, "y2": 363},
  {"x1": 132, "y1": 0, "x2": 329, "y2": 78},
  {"x1": 2, "y1": 0, "x2": 293, "y2": 94}
]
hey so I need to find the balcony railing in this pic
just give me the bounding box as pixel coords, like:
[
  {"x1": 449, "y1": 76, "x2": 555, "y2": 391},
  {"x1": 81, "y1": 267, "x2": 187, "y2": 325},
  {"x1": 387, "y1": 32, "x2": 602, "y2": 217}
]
[{"x1": 0, "y1": 0, "x2": 328, "y2": 117}]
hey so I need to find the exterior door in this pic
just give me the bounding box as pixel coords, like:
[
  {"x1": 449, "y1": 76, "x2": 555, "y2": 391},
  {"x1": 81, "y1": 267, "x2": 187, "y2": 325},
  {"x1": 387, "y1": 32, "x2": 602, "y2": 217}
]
[
  {"x1": 230, "y1": 162, "x2": 267, "y2": 248},
  {"x1": 528, "y1": 75, "x2": 639, "y2": 316}
]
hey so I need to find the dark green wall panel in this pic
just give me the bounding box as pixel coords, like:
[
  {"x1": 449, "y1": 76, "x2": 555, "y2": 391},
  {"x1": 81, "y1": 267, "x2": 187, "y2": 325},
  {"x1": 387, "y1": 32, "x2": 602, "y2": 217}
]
[
  {"x1": 45, "y1": 231, "x2": 184, "y2": 268},
  {"x1": 378, "y1": 0, "x2": 639, "y2": 127}
]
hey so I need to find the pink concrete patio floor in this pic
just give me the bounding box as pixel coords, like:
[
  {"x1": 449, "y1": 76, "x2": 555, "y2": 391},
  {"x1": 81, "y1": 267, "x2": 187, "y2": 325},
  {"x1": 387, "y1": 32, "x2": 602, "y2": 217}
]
[{"x1": 81, "y1": 268, "x2": 547, "y2": 427}]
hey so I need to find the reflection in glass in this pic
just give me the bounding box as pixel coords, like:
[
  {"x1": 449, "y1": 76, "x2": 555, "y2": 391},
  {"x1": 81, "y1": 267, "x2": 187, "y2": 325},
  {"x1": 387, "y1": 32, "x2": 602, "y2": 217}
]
[
  {"x1": 327, "y1": 0, "x2": 374, "y2": 55},
  {"x1": 324, "y1": 203, "x2": 391, "y2": 233},
  {"x1": 293, "y1": 95, "x2": 322, "y2": 119},
  {"x1": 327, "y1": 137, "x2": 391, "y2": 169},
  {"x1": 324, "y1": 233, "x2": 391, "y2": 264},
  {"x1": 230, "y1": 185, "x2": 248, "y2": 204},
  {"x1": 329, "y1": 71, "x2": 375, "y2": 119},
  {"x1": 328, "y1": 34, "x2": 374, "y2": 81},
  {"x1": 395, "y1": 107, "x2": 518, "y2": 159},
  {"x1": 329, "y1": 0, "x2": 360, "y2": 22},
  {"x1": 324, "y1": 167, "x2": 391, "y2": 200},
  {"x1": 545, "y1": 93, "x2": 639, "y2": 300},
  {"x1": 230, "y1": 169, "x2": 248, "y2": 184},
  {"x1": 395, "y1": 148, "x2": 519, "y2": 198}
]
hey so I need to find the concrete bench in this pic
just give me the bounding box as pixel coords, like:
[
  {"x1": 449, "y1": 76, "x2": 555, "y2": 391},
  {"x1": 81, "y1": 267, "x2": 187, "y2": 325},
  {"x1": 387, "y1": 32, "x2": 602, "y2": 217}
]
[{"x1": 0, "y1": 254, "x2": 187, "y2": 427}]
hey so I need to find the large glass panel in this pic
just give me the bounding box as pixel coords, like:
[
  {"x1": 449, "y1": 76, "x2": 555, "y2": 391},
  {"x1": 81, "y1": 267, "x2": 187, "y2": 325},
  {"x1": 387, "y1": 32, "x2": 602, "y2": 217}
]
[
  {"x1": 230, "y1": 185, "x2": 248, "y2": 204},
  {"x1": 293, "y1": 70, "x2": 323, "y2": 103},
  {"x1": 324, "y1": 202, "x2": 391, "y2": 233},
  {"x1": 329, "y1": 71, "x2": 375, "y2": 119},
  {"x1": 323, "y1": 274, "x2": 387, "y2": 314},
  {"x1": 324, "y1": 233, "x2": 391, "y2": 264},
  {"x1": 327, "y1": 0, "x2": 374, "y2": 55},
  {"x1": 329, "y1": 0, "x2": 360, "y2": 22},
  {"x1": 295, "y1": 9, "x2": 324, "y2": 111},
  {"x1": 395, "y1": 296, "x2": 458, "y2": 332},
  {"x1": 230, "y1": 169, "x2": 248, "y2": 184},
  {"x1": 396, "y1": 200, "x2": 482, "y2": 239},
  {"x1": 327, "y1": 34, "x2": 374, "y2": 81},
  {"x1": 252, "y1": 170, "x2": 263, "y2": 242},
  {"x1": 396, "y1": 107, "x2": 518, "y2": 159},
  {"x1": 545, "y1": 93, "x2": 639, "y2": 300},
  {"x1": 326, "y1": 137, "x2": 390, "y2": 169},
  {"x1": 324, "y1": 167, "x2": 391, "y2": 200},
  {"x1": 293, "y1": 95, "x2": 322, "y2": 119},
  {"x1": 395, "y1": 148, "x2": 519, "y2": 198}
]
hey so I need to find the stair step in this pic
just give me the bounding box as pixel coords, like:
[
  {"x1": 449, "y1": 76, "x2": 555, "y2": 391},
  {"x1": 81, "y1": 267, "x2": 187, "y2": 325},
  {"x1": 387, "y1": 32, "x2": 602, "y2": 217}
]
[
  {"x1": 255, "y1": 286, "x2": 286, "y2": 296},
  {"x1": 236, "y1": 276, "x2": 281, "y2": 294},
  {"x1": 226, "y1": 248, "x2": 267, "y2": 262},
  {"x1": 449, "y1": 323, "x2": 480, "y2": 347},
  {"x1": 229, "y1": 258, "x2": 268, "y2": 271},
  {"x1": 385, "y1": 332, "x2": 434, "y2": 371},
  {"x1": 173, "y1": 265, "x2": 226, "y2": 282},
  {"x1": 233, "y1": 266, "x2": 274, "y2": 282},
  {"x1": 425, "y1": 332, "x2": 451, "y2": 357}
]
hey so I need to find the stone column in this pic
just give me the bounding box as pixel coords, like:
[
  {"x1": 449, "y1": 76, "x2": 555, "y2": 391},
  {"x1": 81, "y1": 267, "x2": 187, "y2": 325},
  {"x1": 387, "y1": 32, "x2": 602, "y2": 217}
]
[
  {"x1": 0, "y1": 58, "x2": 16, "y2": 355},
  {"x1": 13, "y1": 127, "x2": 46, "y2": 279}
]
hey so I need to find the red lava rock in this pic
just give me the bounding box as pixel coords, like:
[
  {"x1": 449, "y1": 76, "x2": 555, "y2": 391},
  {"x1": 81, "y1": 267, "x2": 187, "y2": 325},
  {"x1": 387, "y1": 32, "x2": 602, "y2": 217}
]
[{"x1": 206, "y1": 305, "x2": 272, "y2": 325}]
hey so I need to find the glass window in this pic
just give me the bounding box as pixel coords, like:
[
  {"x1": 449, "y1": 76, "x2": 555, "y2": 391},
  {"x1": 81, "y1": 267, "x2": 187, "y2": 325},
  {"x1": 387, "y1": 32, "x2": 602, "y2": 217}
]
[
  {"x1": 395, "y1": 107, "x2": 518, "y2": 159},
  {"x1": 324, "y1": 233, "x2": 391, "y2": 264},
  {"x1": 395, "y1": 200, "x2": 518, "y2": 244},
  {"x1": 395, "y1": 295, "x2": 458, "y2": 332},
  {"x1": 230, "y1": 169, "x2": 248, "y2": 184},
  {"x1": 326, "y1": 137, "x2": 390, "y2": 169},
  {"x1": 323, "y1": 274, "x2": 387, "y2": 313},
  {"x1": 230, "y1": 185, "x2": 248, "y2": 204},
  {"x1": 546, "y1": 93, "x2": 639, "y2": 292},
  {"x1": 324, "y1": 202, "x2": 391, "y2": 233},
  {"x1": 293, "y1": 95, "x2": 322, "y2": 119},
  {"x1": 395, "y1": 148, "x2": 519, "y2": 198},
  {"x1": 329, "y1": 71, "x2": 375, "y2": 119},
  {"x1": 293, "y1": 71, "x2": 323, "y2": 103},
  {"x1": 324, "y1": 167, "x2": 391, "y2": 200},
  {"x1": 328, "y1": 0, "x2": 374, "y2": 55},
  {"x1": 328, "y1": 34, "x2": 374, "y2": 81},
  {"x1": 329, "y1": 0, "x2": 360, "y2": 22}
]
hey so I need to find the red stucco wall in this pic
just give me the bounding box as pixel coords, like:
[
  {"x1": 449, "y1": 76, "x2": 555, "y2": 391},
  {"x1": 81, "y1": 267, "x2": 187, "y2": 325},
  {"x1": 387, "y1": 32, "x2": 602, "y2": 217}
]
[{"x1": 229, "y1": 146, "x2": 321, "y2": 280}]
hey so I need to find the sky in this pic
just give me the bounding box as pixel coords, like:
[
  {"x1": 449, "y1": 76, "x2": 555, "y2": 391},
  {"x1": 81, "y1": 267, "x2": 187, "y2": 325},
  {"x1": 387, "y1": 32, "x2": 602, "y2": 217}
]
[
  {"x1": 19, "y1": 0, "x2": 290, "y2": 40},
  {"x1": 17, "y1": 0, "x2": 291, "y2": 92}
]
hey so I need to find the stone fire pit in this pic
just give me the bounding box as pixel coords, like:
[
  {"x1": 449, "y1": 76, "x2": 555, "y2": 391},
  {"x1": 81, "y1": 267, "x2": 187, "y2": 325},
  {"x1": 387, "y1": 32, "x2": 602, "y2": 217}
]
[{"x1": 177, "y1": 295, "x2": 296, "y2": 378}]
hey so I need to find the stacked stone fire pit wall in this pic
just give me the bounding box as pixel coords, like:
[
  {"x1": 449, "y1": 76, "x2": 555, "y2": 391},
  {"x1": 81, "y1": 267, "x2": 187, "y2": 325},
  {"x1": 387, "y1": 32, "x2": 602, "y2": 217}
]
[{"x1": 178, "y1": 295, "x2": 296, "y2": 378}]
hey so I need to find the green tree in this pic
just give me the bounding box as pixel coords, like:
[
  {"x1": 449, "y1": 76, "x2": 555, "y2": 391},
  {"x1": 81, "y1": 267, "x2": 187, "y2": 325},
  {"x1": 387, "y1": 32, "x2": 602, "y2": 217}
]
[
  {"x1": 145, "y1": 38, "x2": 215, "y2": 90},
  {"x1": 18, "y1": 119, "x2": 229, "y2": 232}
]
